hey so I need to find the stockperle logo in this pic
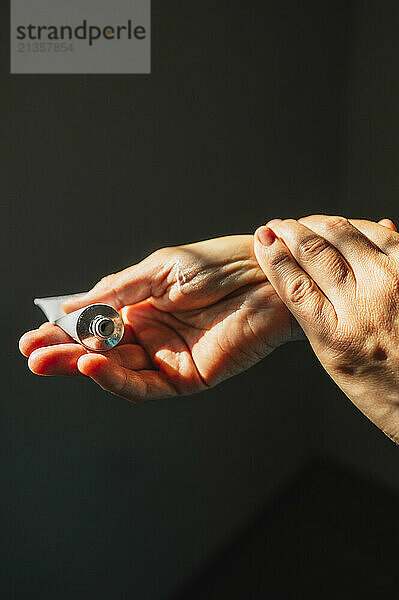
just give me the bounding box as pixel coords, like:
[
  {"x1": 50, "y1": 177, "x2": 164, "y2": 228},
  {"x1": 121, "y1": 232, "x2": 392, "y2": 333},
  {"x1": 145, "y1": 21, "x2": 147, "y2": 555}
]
[{"x1": 11, "y1": 0, "x2": 151, "y2": 74}]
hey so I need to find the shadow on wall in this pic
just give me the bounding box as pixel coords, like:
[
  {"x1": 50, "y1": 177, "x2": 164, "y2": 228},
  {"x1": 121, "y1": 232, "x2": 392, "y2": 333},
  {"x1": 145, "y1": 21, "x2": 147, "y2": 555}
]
[{"x1": 174, "y1": 460, "x2": 399, "y2": 599}]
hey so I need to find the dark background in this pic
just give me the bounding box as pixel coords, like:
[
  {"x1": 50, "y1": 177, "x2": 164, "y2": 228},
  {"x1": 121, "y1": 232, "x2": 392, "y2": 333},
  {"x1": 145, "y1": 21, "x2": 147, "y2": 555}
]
[{"x1": 2, "y1": 1, "x2": 399, "y2": 598}]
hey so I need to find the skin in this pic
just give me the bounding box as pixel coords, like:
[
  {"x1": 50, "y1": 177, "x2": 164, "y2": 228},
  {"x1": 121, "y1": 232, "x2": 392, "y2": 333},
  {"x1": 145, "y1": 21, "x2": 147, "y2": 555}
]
[
  {"x1": 19, "y1": 236, "x2": 300, "y2": 402},
  {"x1": 254, "y1": 216, "x2": 399, "y2": 443},
  {"x1": 21, "y1": 217, "x2": 398, "y2": 443}
]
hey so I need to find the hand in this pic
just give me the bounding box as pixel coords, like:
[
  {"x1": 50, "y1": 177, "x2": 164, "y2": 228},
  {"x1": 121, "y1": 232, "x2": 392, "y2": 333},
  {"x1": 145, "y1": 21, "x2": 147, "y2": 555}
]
[
  {"x1": 20, "y1": 236, "x2": 300, "y2": 402},
  {"x1": 254, "y1": 215, "x2": 399, "y2": 442}
]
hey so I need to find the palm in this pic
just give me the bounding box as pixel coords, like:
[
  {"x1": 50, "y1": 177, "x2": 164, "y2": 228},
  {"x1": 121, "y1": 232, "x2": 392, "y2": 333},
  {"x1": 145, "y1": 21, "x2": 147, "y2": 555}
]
[{"x1": 127, "y1": 282, "x2": 293, "y2": 395}]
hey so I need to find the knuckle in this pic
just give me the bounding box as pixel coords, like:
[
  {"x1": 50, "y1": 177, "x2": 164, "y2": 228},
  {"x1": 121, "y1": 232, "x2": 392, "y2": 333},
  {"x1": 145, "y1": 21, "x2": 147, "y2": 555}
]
[
  {"x1": 94, "y1": 273, "x2": 124, "y2": 307},
  {"x1": 268, "y1": 251, "x2": 292, "y2": 273},
  {"x1": 298, "y1": 236, "x2": 350, "y2": 284},
  {"x1": 96, "y1": 274, "x2": 115, "y2": 289},
  {"x1": 298, "y1": 235, "x2": 330, "y2": 261},
  {"x1": 150, "y1": 247, "x2": 176, "y2": 274},
  {"x1": 330, "y1": 257, "x2": 351, "y2": 285},
  {"x1": 286, "y1": 275, "x2": 314, "y2": 305},
  {"x1": 279, "y1": 218, "x2": 299, "y2": 232},
  {"x1": 323, "y1": 215, "x2": 348, "y2": 232}
]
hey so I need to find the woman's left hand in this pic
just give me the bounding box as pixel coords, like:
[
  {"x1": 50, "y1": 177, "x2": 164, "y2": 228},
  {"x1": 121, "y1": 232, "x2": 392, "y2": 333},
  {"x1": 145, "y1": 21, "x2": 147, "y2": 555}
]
[
  {"x1": 254, "y1": 215, "x2": 399, "y2": 442},
  {"x1": 19, "y1": 236, "x2": 299, "y2": 403}
]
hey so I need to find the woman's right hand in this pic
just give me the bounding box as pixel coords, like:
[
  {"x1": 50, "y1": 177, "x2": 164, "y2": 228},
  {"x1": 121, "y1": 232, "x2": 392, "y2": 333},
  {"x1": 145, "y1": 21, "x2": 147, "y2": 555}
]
[{"x1": 254, "y1": 216, "x2": 399, "y2": 442}]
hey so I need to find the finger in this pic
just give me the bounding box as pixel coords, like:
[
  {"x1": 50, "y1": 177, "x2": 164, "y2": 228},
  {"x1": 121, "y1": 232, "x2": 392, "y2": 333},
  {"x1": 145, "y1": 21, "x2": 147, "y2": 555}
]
[
  {"x1": 19, "y1": 323, "x2": 74, "y2": 357},
  {"x1": 19, "y1": 320, "x2": 136, "y2": 359},
  {"x1": 254, "y1": 226, "x2": 336, "y2": 334},
  {"x1": 106, "y1": 344, "x2": 152, "y2": 370},
  {"x1": 378, "y1": 218, "x2": 397, "y2": 232},
  {"x1": 62, "y1": 252, "x2": 167, "y2": 313},
  {"x1": 28, "y1": 344, "x2": 87, "y2": 376},
  {"x1": 77, "y1": 354, "x2": 177, "y2": 403},
  {"x1": 27, "y1": 340, "x2": 151, "y2": 377},
  {"x1": 297, "y1": 215, "x2": 385, "y2": 268},
  {"x1": 262, "y1": 219, "x2": 353, "y2": 299},
  {"x1": 348, "y1": 219, "x2": 399, "y2": 255}
]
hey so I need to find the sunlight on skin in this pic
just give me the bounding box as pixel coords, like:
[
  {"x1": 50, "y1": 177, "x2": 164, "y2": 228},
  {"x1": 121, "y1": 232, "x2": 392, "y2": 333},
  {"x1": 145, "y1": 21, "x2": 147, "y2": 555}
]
[
  {"x1": 19, "y1": 235, "x2": 297, "y2": 402},
  {"x1": 21, "y1": 222, "x2": 396, "y2": 409},
  {"x1": 254, "y1": 217, "x2": 399, "y2": 443}
]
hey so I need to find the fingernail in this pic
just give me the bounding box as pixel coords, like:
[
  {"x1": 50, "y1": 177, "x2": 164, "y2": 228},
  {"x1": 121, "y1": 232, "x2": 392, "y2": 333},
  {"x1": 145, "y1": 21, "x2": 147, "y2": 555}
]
[
  {"x1": 266, "y1": 218, "x2": 282, "y2": 228},
  {"x1": 256, "y1": 226, "x2": 276, "y2": 247}
]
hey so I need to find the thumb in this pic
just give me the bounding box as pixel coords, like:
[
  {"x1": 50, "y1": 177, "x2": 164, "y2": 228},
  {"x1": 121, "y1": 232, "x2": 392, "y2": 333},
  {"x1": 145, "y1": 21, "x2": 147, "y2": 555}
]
[{"x1": 62, "y1": 253, "x2": 165, "y2": 314}]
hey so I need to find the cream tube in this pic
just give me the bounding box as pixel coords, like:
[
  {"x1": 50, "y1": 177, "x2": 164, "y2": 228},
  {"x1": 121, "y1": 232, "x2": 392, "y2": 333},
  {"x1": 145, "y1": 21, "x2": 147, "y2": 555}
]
[{"x1": 34, "y1": 294, "x2": 124, "y2": 352}]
